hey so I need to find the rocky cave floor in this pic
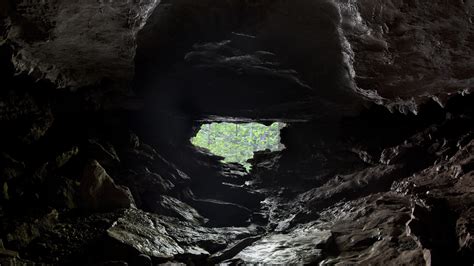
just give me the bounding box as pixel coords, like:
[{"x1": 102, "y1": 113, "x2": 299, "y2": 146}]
[{"x1": 1, "y1": 0, "x2": 473, "y2": 265}]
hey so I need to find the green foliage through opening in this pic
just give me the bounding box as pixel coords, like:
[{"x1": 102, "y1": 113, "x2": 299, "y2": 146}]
[{"x1": 191, "y1": 122, "x2": 286, "y2": 172}]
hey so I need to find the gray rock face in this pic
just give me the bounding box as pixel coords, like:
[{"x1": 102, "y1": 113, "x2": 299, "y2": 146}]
[
  {"x1": 336, "y1": 0, "x2": 474, "y2": 112},
  {"x1": 138, "y1": 0, "x2": 473, "y2": 117},
  {"x1": 400, "y1": 138, "x2": 474, "y2": 261},
  {"x1": 107, "y1": 208, "x2": 256, "y2": 260},
  {"x1": 234, "y1": 225, "x2": 332, "y2": 264},
  {"x1": 137, "y1": 0, "x2": 364, "y2": 119},
  {"x1": 317, "y1": 194, "x2": 426, "y2": 265},
  {"x1": 250, "y1": 109, "x2": 473, "y2": 265},
  {"x1": 2, "y1": 0, "x2": 159, "y2": 88},
  {"x1": 232, "y1": 194, "x2": 428, "y2": 265},
  {"x1": 80, "y1": 160, "x2": 135, "y2": 211}
]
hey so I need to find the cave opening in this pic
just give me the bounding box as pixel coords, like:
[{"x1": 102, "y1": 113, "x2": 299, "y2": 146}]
[
  {"x1": 191, "y1": 122, "x2": 286, "y2": 172},
  {"x1": 0, "y1": 0, "x2": 473, "y2": 265}
]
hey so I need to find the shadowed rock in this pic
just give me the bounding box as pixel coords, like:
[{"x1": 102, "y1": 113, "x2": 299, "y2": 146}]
[
  {"x1": 80, "y1": 160, "x2": 135, "y2": 212},
  {"x1": 106, "y1": 208, "x2": 256, "y2": 260}
]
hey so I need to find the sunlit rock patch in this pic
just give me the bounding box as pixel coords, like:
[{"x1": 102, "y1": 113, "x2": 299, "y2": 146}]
[{"x1": 191, "y1": 122, "x2": 285, "y2": 171}]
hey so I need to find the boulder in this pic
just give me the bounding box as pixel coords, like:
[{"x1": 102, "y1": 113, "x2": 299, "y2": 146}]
[{"x1": 80, "y1": 160, "x2": 135, "y2": 212}]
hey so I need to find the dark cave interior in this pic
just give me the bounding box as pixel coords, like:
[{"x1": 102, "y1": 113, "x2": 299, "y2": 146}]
[{"x1": 0, "y1": 0, "x2": 473, "y2": 265}]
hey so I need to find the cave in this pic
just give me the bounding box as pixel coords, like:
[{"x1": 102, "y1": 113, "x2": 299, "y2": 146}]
[{"x1": 0, "y1": 1, "x2": 473, "y2": 265}]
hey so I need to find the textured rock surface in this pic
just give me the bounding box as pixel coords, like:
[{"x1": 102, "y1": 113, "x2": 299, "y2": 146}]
[
  {"x1": 233, "y1": 225, "x2": 332, "y2": 264},
  {"x1": 317, "y1": 194, "x2": 426, "y2": 265},
  {"x1": 0, "y1": 0, "x2": 472, "y2": 265},
  {"x1": 107, "y1": 208, "x2": 255, "y2": 260},
  {"x1": 336, "y1": 0, "x2": 474, "y2": 112},
  {"x1": 2, "y1": 0, "x2": 159, "y2": 88},
  {"x1": 80, "y1": 160, "x2": 135, "y2": 211}
]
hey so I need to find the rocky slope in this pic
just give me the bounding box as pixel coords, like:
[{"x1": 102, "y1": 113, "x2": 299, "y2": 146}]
[{"x1": 0, "y1": 0, "x2": 473, "y2": 265}]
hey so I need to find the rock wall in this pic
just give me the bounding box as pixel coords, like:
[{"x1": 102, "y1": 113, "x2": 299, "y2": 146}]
[
  {"x1": 336, "y1": 0, "x2": 474, "y2": 113},
  {"x1": 1, "y1": 0, "x2": 159, "y2": 88}
]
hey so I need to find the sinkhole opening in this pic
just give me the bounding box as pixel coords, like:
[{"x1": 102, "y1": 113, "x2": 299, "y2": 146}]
[{"x1": 191, "y1": 122, "x2": 286, "y2": 172}]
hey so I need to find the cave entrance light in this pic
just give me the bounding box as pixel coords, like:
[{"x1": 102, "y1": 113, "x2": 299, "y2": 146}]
[{"x1": 191, "y1": 122, "x2": 286, "y2": 172}]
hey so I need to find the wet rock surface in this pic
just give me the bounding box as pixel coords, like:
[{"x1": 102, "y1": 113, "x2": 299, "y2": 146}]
[{"x1": 0, "y1": 0, "x2": 473, "y2": 265}]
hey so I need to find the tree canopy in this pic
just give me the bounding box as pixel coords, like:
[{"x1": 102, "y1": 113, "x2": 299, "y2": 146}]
[{"x1": 191, "y1": 122, "x2": 285, "y2": 171}]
